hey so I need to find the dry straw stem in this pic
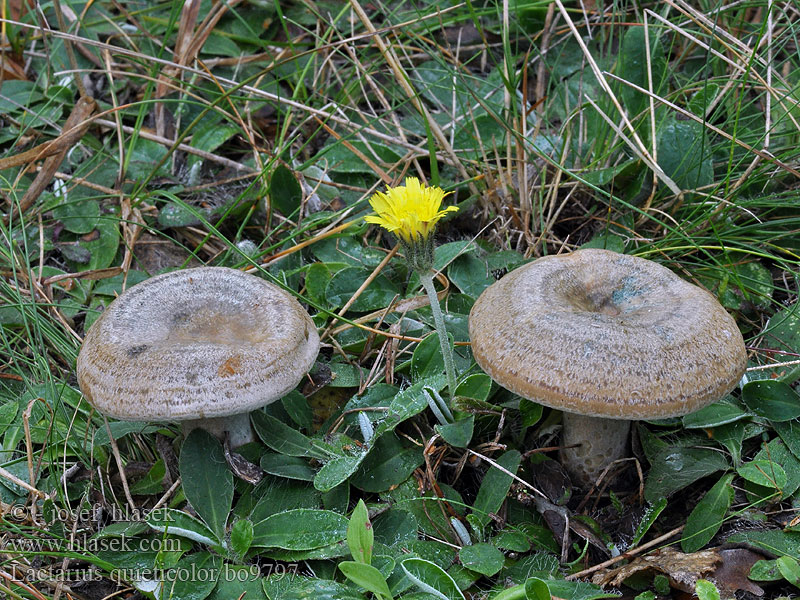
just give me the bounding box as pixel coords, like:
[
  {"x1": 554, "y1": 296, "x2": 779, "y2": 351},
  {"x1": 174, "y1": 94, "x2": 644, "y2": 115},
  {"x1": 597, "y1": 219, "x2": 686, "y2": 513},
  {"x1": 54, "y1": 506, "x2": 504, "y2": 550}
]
[
  {"x1": 467, "y1": 448, "x2": 546, "y2": 501},
  {"x1": 566, "y1": 525, "x2": 685, "y2": 581},
  {"x1": 321, "y1": 245, "x2": 399, "y2": 341},
  {"x1": 645, "y1": 5, "x2": 800, "y2": 131},
  {"x1": 1, "y1": 17, "x2": 471, "y2": 172},
  {"x1": 604, "y1": 72, "x2": 800, "y2": 180},
  {"x1": 348, "y1": 0, "x2": 478, "y2": 196},
  {"x1": 327, "y1": 271, "x2": 465, "y2": 345},
  {"x1": 551, "y1": 0, "x2": 682, "y2": 196},
  {"x1": 0, "y1": 465, "x2": 45, "y2": 498}
]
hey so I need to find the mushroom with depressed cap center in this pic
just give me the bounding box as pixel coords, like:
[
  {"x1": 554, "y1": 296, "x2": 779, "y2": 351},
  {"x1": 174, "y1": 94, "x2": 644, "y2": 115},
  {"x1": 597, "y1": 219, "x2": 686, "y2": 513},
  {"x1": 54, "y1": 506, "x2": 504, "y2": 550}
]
[
  {"x1": 77, "y1": 267, "x2": 320, "y2": 447},
  {"x1": 468, "y1": 249, "x2": 747, "y2": 487}
]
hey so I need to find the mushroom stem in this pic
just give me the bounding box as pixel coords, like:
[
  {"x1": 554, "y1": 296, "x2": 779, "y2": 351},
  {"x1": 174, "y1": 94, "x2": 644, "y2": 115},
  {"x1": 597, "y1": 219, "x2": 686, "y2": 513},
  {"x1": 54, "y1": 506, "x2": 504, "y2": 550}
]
[
  {"x1": 559, "y1": 413, "x2": 631, "y2": 487},
  {"x1": 181, "y1": 412, "x2": 255, "y2": 448}
]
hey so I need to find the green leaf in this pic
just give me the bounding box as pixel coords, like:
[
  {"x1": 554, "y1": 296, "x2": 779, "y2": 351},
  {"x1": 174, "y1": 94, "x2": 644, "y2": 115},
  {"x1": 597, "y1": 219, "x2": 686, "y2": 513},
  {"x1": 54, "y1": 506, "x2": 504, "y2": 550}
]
[
  {"x1": 187, "y1": 121, "x2": 239, "y2": 166},
  {"x1": 657, "y1": 116, "x2": 713, "y2": 190},
  {"x1": 322, "y1": 481, "x2": 350, "y2": 513},
  {"x1": 350, "y1": 434, "x2": 423, "y2": 492},
  {"x1": 251, "y1": 508, "x2": 348, "y2": 550},
  {"x1": 749, "y1": 559, "x2": 783, "y2": 581},
  {"x1": 251, "y1": 411, "x2": 331, "y2": 459},
  {"x1": 726, "y1": 529, "x2": 800, "y2": 560},
  {"x1": 314, "y1": 451, "x2": 368, "y2": 492},
  {"x1": 524, "y1": 577, "x2": 551, "y2": 600},
  {"x1": 471, "y1": 450, "x2": 521, "y2": 530},
  {"x1": 347, "y1": 499, "x2": 374, "y2": 565},
  {"x1": 156, "y1": 552, "x2": 219, "y2": 600},
  {"x1": 375, "y1": 375, "x2": 447, "y2": 436},
  {"x1": 145, "y1": 507, "x2": 221, "y2": 548},
  {"x1": 754, "y1": 305, "x2": 800, "y2": 383},
  {"x1": 694, "y1": 580, "x2": 720, "y2": 600},
  {"x1": 400, "y1": 557, "x2": 466, "y2": 600},
  {"x1": 92, "y1": 421, "x2": 163, "y2": 446},
  {"x1": 78, "y1": 218, "x2": 119, "y2": 270},
  {"x1": 617, "y1": 27, "x2": 668, "y2": 119},
  {"x1": 412, "y1": 330, "x2": 447, "y2": 379},
  {"x1": 339, "y1": 561, "x2": 391, "y2": 599},
  {"x1": 53, "y1": 198, "x2": 100, "y2": 234},
  {"x1": 270, "y1": 164, "x2": 303, "y2": 216},
  {"x1": 631, "y1": 497, "x2": 667, "y2": 546},
  {"x1": 311, "y1": 236, "x2": 386, "y2": 268},
  {"x1": 266, "y1": 541, "x2": 349, "y2": 562},
  {"x1": 274, "y1": 578, "x2": 367, "y2": 600},
  {"x1": 717, "y1": 261, "x2": 773, "y2": 311},
  {"x1": 713, "y1": 421, "x2": 747, "y2": 466},
  {"x1": 127, "y1": 138, "x2": 169, "y2": 180},
  {"x1": 491, "y1": 530, "x2": 530, "y2": 553},
  {"x1": 306, "y1": 262, "x2": 333, "y2": 307},
  {"x1": 434, "y1": 241, "x2": 474, "y2": 270},
  {"x1": 229, "y1": 518, "x2": 254, "y2": 556},
  {"x1": 248, "y1": 478, "x2": 321, "y2": 522},
  {"x1": 737, "y1": 459, "x2": 787, "y2": 490},
  {"x1": 201, "y1": 33, "x2": 243, "y2": 57},
  {"x1": 458, "y1": 543, "x2": 505, "y2": 577},
  {"x1": 158, "y1": 201, "x2": 205, "y2": 228},
  {"x1": 454, "y1": 374, "x2": 492, "y2": 402},
  {"x1": 435, "y1": 415, "x2": 474, "y2": 448},
  {"x1": 644, "y1": 447, "x2": 730, "y2": 502},
  {"x1": 681, "y1": 473, "x2": 734, "y2": 552},
  {"x1": 775, "y1": 419, "x2": 800, "y2": 461},
  {"x1": 259, "y1": 453, "x2": 315, "y2": 481},
  {"x1": 328, "y1": 361, "x2": 368, "y2": 386},
  {"x1": 519, "y1": 399, "x2": 543, "y2": 428},
  {"x1": 0, "y1": 401, "x2": 19, "y2": 438},
  {"x1": 320, "y1": 139, "x2": 403, "y2": 174},
  {"x1": 207, "y1": 564, "x2": 265, "y2": 600},
  {"x1": 581, "y1": 233, "x2": 626, "y2": 252},
  {"x1": 682, "y1": 398, "x2": 751, "y2": 429},
  {"x1": 541, "y1": 578, "x2": 618, "y2": 600},
  {"x1": 129, "y1": 459, "x2": 167, "y2": 495},
  {"x1": 282, "y1": 390, "x2": 314, "y2": 430},
  {"x1": 742, "y1": 380, "x2": 800, "y2": 422},
  {"x1": 752, "y1": 439, "x2": 800, "y2": 496},
  {"x1": 179, "y1": 429, "x2": 232, "y2": 542},
  {"x1": 777, "y1": 556, "x2": 800, "y2": 588},
  {"x1": 448, "y1": 253, "x2": 494, "y2": 299},
  {"x1": 373, "y1": 508, "x2": 418, "y2": 546},
  {"x1": 325, "y1": 267, "x2": 401, "y2": 311}
]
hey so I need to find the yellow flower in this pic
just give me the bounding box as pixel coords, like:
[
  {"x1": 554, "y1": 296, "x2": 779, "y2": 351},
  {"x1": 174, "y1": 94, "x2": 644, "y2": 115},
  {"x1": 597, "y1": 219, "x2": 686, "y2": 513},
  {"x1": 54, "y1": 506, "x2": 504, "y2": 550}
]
[{"x1": 365, "y1": 177, "x2": 457, "y2": 245}]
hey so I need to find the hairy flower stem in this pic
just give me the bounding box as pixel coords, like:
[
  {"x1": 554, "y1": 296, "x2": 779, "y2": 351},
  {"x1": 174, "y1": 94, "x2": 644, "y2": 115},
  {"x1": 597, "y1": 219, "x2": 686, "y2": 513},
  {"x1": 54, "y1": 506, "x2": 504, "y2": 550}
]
[{"x1": 419, "y1": 270, "x2": 457, "y2": 402}]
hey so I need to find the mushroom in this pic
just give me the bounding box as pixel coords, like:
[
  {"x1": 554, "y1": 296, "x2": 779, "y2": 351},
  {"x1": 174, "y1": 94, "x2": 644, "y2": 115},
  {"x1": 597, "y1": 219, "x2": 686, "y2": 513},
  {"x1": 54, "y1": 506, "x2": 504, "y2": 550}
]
[
  {"x1": 468, "y1": 249, "x2": 747, "y2": 487},
  {"x1": 77, "y1": 267, "x2": 319, "y2": 447}
]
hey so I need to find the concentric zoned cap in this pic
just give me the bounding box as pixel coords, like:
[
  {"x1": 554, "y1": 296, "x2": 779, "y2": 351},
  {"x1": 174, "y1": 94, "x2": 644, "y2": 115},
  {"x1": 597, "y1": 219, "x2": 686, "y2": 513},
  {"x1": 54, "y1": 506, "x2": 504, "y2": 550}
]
[
  {"x1": 468, "y1": 249, "x2": 747, "y2": 420},
  {"x1": 77, "y1": 267, "x2": 319, "y2": 421}
]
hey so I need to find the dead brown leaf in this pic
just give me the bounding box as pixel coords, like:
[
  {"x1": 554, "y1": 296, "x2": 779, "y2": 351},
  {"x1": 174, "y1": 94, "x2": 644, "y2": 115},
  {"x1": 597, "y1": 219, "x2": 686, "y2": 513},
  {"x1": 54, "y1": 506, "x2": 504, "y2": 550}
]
[
  {"x1": 1, "y1": 53, "x2": 28, "y2": 80},
  {"x1": 2, "y1": 96, "x2": 96, "y2": 218},
  {"x1": 711, "y1": 548, "x2": 765, "y2": 597},
  {"x1": 592, "y1": 546, "x2": 721, "y2": 591},
  {"x1": 131, "y1": 232, "x2": 202, "y2": 273}
]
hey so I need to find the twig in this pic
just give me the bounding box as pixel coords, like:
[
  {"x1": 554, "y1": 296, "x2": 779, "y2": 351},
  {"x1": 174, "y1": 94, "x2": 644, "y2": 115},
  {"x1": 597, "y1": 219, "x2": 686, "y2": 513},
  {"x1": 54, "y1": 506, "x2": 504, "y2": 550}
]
[
  {"x1": 103, "y1": 416, "x2": 137, "y2": 512},
  {"x1": 566, "y1": 525, "x2": 685, "y2": 581},
  {"x1": 0, "y1": 466, "x2": 45, "y2": 498}
]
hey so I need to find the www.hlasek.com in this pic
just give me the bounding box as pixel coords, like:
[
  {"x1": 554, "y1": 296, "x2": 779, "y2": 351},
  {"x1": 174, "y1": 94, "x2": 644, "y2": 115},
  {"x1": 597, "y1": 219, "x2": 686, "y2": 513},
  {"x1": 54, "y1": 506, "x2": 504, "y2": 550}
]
[{"x1": 2, "y1": 534, "x2": 183, "y2": 553}]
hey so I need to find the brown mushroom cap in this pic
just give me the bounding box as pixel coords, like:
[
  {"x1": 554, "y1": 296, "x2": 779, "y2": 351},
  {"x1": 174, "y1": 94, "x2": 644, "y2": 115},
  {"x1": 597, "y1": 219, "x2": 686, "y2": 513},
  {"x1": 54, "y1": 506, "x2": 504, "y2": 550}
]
[
  {"x1": 77, "y1": 267, "x2": 319, "y2": 421},
  {"x1": 469, "y1": 249, "x2": 746, "y2": 420}
]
